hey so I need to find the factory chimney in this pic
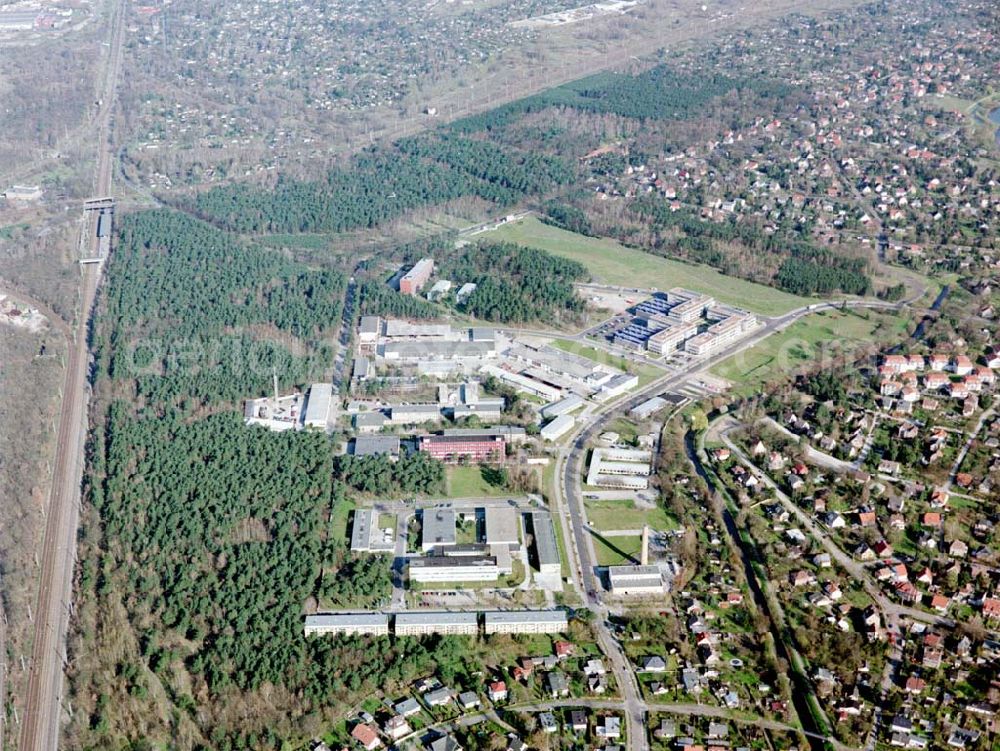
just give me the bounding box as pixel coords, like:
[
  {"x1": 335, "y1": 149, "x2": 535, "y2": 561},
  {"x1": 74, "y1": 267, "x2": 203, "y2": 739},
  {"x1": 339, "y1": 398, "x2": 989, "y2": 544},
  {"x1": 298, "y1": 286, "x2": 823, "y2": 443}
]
[{"x1": 640, "y1": 524, "x2": 650, "y2": 566}]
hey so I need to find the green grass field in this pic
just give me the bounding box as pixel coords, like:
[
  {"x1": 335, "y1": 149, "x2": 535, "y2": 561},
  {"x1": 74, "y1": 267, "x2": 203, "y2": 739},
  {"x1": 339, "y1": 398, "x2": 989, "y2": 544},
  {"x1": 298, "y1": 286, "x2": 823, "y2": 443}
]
[
  {"x1": 585, "y1": 499, "x2": 677, "y2": 532},
  {"x1": 711, "y1": 308, "x2": 909, "y2": 395},
  {"x1": 488, "y1": 216, "x2": 810, "y2": 316},
  {"x1": 550, "y1": 338, "x2": 665, "y2": 386},
  {"x1": 592, "y1": 533, "x2": 643, "y2": 566},
  {"x1": 445, "y1": 465, "x2": 510, "y2": 498}
]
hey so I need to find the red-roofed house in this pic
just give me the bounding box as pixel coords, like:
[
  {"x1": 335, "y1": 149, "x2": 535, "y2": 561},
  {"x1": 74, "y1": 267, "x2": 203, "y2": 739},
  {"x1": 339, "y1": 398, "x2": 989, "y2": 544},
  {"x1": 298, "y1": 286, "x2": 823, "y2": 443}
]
[{"x1": 352, "y1": 724, "x2": 382, "y2": 751}]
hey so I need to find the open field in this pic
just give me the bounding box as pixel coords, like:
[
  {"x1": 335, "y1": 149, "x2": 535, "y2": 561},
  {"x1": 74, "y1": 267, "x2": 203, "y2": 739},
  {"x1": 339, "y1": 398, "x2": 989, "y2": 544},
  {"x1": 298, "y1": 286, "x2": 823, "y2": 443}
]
[
  {"x1": 550, "y1": 338, "x2": 665, "y2": 386},
  {"x1": 592, "y1": 532, "x2": 643, "y2": 566},
  {"x1": 585, "y1": 499, "x2": 677, "y2": 532},
  {"x1": 445, "y1": 465, "x2": 511, "y2": 498},
  {"x1": 488, "y1": 216, "x2": 811, "y2": 316},
  {"x1": 710, "y1": 308, "x2": 910, "y2": 395}
]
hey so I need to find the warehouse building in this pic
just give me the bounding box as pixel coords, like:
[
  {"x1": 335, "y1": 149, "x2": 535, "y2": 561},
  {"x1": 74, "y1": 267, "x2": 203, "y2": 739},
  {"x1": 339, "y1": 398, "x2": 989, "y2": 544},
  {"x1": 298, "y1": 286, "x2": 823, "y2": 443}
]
[
  {"x1": 587, "y1": 447, "x2": 652, "y2": 490},
  {"x1": 540, "y1": 414, "x2": 576, "y2": 441},
  {"x1": 479, "y1": 364, "x2": 562, "y2": 401},
  {"x1": 354, "y1": 411, "x2": 387, "y2": 432},
  {"x1": 384, "y1": 319, "x2": 452, "y2": 338},
  {"x1": 358, "y1": 316, "x2": 381, "y2": 351},
  {"x1": 630, "y1": 396, "x2": 669, "y2": 420},
  {"x1": 451, "y1": 398, "x2": 504, "y2": 421},
  {"x1": 483, "y1": 610, "x2": 568, "y2": 635},
  {"x1": 595, "y1": 373, "x2": 639, "y2": 402},
  {"x1": 408, "y1": 556, "x2": 501, "y2": 583},
  {"x1": 352, "y1": 356, "x2": 372, "y2": 381},
  {"x1": 399, "y1": 258, "x2": 435, "y2": 295},
  {"x1": 417, "y1": 433, "x2": 505, "y2": 464},
  {"x1": 389, "y1": 404, "x2": 442, "y2": 424},
  {"x1": 541, "y1": 395, "x2": 585, "y2": 420},
  {"x1": 422, "y1": 508, "x2": 457, "y2": 551},
  {"x1": 304, "y1": 613, "x2": 390, "y2": 636},
  {"x1": 382, "y1": 340, "x2": 496, "y2": 362},
  {"x1": 607, "y1": 565, "x2": 664, "y2": 596},
  {"x1": 485, "y1": 507, "x2": 520, "y2": 546},
  {"x1": 395, "y1": 611, "x2": 478, "y2": 636},
  {"x1": 528, "y1": 512, "x2": 561, "y2": 576},
  {"x1": 351, "y1": 435, "x2": 401, "y2": 459},
  {"x1": 303, "y1": 383, "x2": 333, "y2": 429}
]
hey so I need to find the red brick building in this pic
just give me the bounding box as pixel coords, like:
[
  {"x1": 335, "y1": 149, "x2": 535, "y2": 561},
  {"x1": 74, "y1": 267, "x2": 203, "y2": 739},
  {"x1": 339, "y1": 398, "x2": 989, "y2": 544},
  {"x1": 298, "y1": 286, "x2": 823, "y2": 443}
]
[
  {"x1": 399, "y1": 258, "x2": 434, "y2": 295},
  {"x1": 418, "y1": 433, "x2": 505, "y2": 464}
]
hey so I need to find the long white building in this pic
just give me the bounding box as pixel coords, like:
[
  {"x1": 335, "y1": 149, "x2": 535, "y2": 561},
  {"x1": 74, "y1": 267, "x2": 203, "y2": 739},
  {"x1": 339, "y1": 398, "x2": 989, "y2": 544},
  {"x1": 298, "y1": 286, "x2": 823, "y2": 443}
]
[
  {"x1": 483, "y1": 610, "x2": 567, "y2": 634},
  {"x1": 395, "y1": 612, "x2": 479, "y2": 636},
  {"x1": 304, "y1": 613, "x2": 390, "y2": 636},
  {"x1": 608, "y1": 565, "x2": 664, "y2": 596}
]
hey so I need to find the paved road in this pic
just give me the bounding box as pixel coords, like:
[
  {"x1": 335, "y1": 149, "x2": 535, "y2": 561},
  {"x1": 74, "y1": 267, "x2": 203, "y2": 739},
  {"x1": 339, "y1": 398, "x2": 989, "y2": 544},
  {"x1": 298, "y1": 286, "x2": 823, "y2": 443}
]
[{"x1": 18, "y1": 2, "x2": 126, "y2": 749}]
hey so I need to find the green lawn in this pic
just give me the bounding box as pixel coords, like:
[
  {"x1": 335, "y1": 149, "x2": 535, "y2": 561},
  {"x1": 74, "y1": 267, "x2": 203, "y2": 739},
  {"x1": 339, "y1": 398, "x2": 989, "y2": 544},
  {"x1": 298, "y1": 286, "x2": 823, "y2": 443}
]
[
  {"x1": 585, "y1": 499, "x2": 677, "y2": 533},
  {"x1": 445, "y1": 465, "x2": 510, "y2": 498},
  {"x1": 711, "y1": 309, "x2": 908, "y2": 395},
  {"x1": 550, "y1": 338, "x2": 665, "y2": 386},
  {"x1": 592, "y1": 533, "x2": 643, "y2": 566},
  {"x1": 488, "y1": 216, "x2": 810, "y2": 316}
]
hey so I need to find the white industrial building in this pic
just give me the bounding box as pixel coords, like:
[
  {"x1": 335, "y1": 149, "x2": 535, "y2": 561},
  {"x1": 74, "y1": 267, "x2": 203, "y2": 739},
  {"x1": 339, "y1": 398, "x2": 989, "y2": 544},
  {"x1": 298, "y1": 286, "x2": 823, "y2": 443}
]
[
  {"x1": 684, "y1": 310, "x2": 757, "y2": 357},
  {"x1": 303, "y1": 383, "x2": 333, "y2": 428},
  {"x1": 595, "y1": 373, "x2": 639, "y2": 401},
  {"x1": 244, "y1": 392, "x2": 304, "y2": 432},
  {"x1": 542, "y1": 395, "x2": 585, "y2": 420},
  {"x1": 630, "y1": 396, "x2": 669, "y2": 420},
  {"x1": 408, "y1": 555, "x2": 502, "y2": 583},
  {"x1": 304, "y1": 613, "x2": 390, "y2": 636},
  {"x1": 608, "y1": 565, "x2": 664, "y2": 596},
  {"x1": 395, "y1": 612, "x2": 479, "y2": 636},
  {"x1": 484, "y1": 507, "x2": 520, "y2": 546},
  {"x1": 540, "y1": 413, "x2": 576, "y2": 441},
  {"x1": 483, "y1": 610, "x2": 568, "y2": 634},
  {"x1": 586, "y1": 447, "x2": 653, "y2": 489},
  {"x1": 480, "y1": 364, "x2": 563, "y2": 401}
]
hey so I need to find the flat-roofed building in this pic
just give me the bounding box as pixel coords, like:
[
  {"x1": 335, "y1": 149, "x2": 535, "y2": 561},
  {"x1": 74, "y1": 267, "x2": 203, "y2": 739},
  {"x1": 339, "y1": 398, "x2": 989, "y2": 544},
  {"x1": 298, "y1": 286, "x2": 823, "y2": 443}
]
[
  {"x1": 304, "y1": 613, "x2": 390, "y2": 636},
  {"x1": 383, "y1": 319, "x2": 452, "y2": 338},
  {"x1": 480, "y1": 364, "x2": 563, "y2": 401},
  {"x1": 399, "y1": 258, "x2": 435, "y2": 295},
  {"x1": 646, "y1": 321, "x2": 698, "y2": 355},
  {"x1": 352, "y1": 435, "x2": 401, "y2": 459},
  {"x1": 352, "y1": 356, "x2": 372, "y2": 381},
  {"x1": 630, "y1": 397, "x2": 668, "y2": 420},
  {"x1": 483, "y1": 610, "x2": 567, "y2": 634},
  {"x1": 304, "y1": 383, "x2": 333, "y2": 428},
  {"x1": 451, "y1": 398, "x2": 504, "y2": 421},
  {"x1": 382, "y1": 340, "x2": 496, "y2": 362},
  {"x1": 595, "y1": 373, "x2": 639, "y2": 401},
  {"x1": 608, "y1": 565, "x2": 664, "y2": 596},
  {"x1": 351, "y1": 508, "x2": 376, "y2": 552},
  {"x1": 394, "y1": 611, "x2": 478, "y2": 636},
  {"x1": 354, "y1": 411, "x2": 387, "y2": 432},
  {"x1": 587, "y1": 447, "x2": 652, "y2": 489},
  {"x1": 542, "y1": 395, "x2": 585, "y2": 420},
  {"x1": 667, "y1": 294, "x2": 714, "y2": 323},
  {"x1": 485, "y1": 507, "x2": 519, "y2": 546},
  {"x1": 528, "y1": 512, "x2": 561, "y2": 576},
  {"x1": 408, "y1": 555, "x2": 501, "y2": 583},
  {"x1": 358, "y1": 316, "x2": 381, "y2": 350},
  {"x1": 541, "y1": 414, "x2": 575, "y2": 441},
  {"x1": 418, "y1": 433, "x2": 505, "y2": 464},
  {"x1": 389, "y1": 404, "x2": 442, "y2": 424},
  {"x1": 422, "y1": 508, "x2": 457, "y2": 551}
]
